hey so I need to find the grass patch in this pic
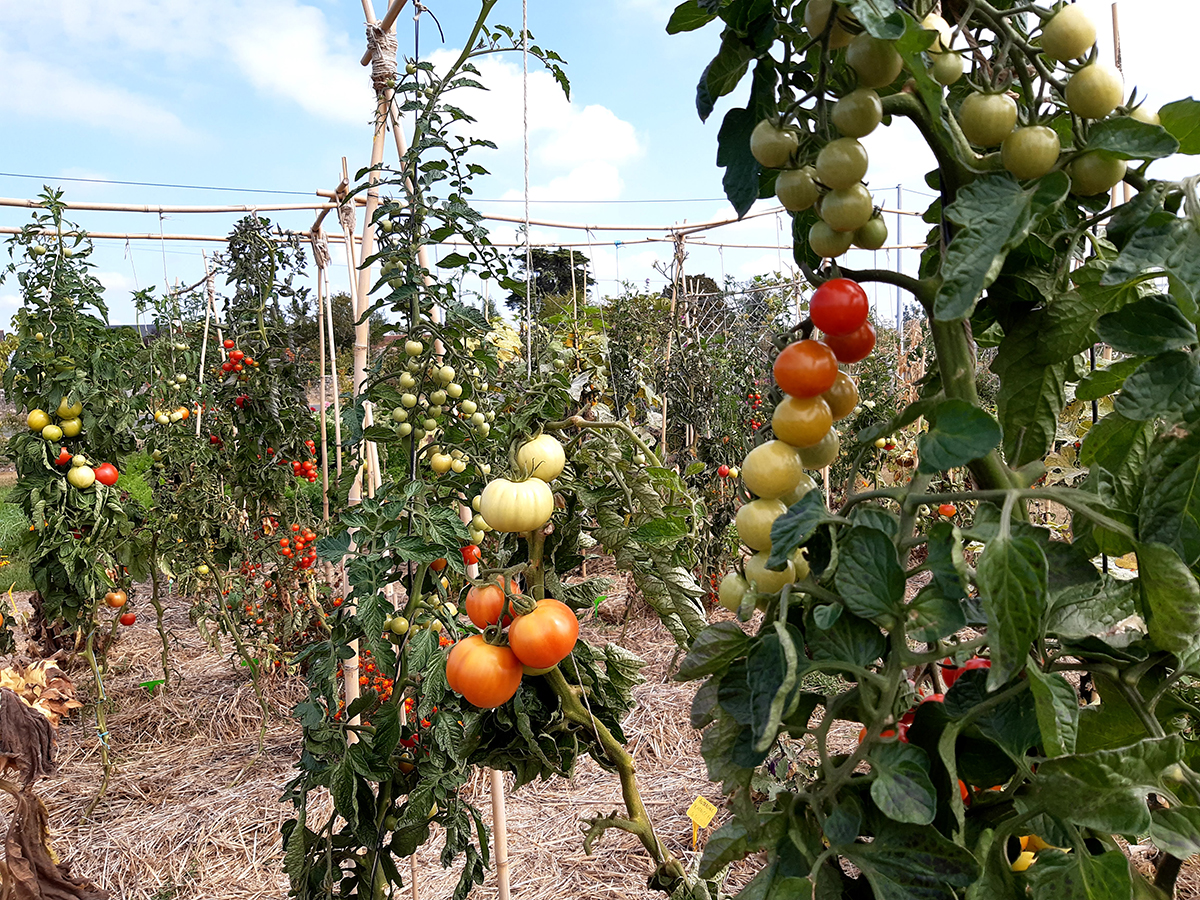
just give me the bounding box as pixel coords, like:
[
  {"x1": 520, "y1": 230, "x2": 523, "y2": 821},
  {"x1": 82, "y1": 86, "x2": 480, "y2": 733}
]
[{"x1": 0, "y1": 502, "x2": 33, "y2": 591}]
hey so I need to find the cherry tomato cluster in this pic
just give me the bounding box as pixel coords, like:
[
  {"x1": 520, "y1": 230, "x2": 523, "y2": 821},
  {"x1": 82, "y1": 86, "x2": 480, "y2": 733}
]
[
  {"x1": 219, "y1": 338, "x2": 259, "y2": 381},
  {"x1": 266, "y1": 440, "x2": 320, "y2": 483},
  {"x1": 280, "y1": 523, "x2": 318, "y2": 569}
]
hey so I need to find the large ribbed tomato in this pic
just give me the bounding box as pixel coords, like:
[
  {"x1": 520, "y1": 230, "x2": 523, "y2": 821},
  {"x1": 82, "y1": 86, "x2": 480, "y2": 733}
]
[
  {"x1": 516, "y1": 433, "x2": 566, "y2": 481},
  {"x1": 445, "y1": 635, "x2": 523, "y2": 708},
  {"x1": 465, "y1": 577, "x2": 522, "y2": 628},
  {"x1": 479, "y1": 478, "x2": 555, "y2": 533},
  {"x1": 507, "y1": 598, "x2": 579, "y2": 670}
]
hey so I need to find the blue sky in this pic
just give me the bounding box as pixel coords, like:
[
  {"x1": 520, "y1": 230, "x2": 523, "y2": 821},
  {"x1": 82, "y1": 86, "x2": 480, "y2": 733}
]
[{"x1": 1, "y1": 0, "x2": 1197, "y2": 326}]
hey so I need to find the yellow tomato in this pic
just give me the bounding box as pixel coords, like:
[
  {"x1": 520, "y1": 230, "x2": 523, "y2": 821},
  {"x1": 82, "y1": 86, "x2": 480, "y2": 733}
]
[
  {"x1": 736, "y1": 498, "x2": 788, "y2": 552},
  {"x1": 479, "y1": 478, "x2": 555, "y2": 533},
  {"x1": 741, "y1": 441, "x2": 806, "y2": 500},
  {"x1": 516, "y1": 433, "x2": 566, "y2": 481}
]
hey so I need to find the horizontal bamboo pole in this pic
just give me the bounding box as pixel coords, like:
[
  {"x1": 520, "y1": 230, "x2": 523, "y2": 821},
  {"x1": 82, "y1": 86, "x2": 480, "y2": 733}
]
[
  {"x1": 0, "y1": 197, "x2": 341, "y2": 214},
  {"x1": 0, "y1": 226, "x2": 348, "y2": 243}
]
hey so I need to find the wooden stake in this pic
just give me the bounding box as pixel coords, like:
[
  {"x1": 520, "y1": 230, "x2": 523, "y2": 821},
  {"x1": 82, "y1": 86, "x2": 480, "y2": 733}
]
[
  {"x1": 195, "y1": 253, "x2": 215, "y2": 437},
  {"x1": 491, "y1": 769, "x2": 512, "y2": 900}
]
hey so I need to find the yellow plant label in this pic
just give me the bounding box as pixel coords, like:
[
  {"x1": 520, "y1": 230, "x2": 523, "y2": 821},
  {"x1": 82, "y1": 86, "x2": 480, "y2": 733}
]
[{"x1": 687, "y1": 796, "x2": 717, "y2": 828}]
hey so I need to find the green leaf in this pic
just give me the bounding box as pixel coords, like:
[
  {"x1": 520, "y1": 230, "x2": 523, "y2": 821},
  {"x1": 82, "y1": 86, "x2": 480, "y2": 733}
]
[
  {"x1": 926, "y1": 521, "x2": 968, "y2": 602},
  {"x1": 806, "y1": 607, "x2": 885, "y2": 670},
  {"x1": 1081, "y1": 412, "x2": 1154, "y2": 513},
  {"x1": 747, "y1": 623, "x2": 802, "y2": 752},
  {"x1": 631, "y1": 515, "x2": 689, "y2": 546},
  {"x1": 667, "y1": 0, "x2": 718, "y2": 33},
  {"x1": 1027, "y1": 668, "x2": 1079, "y2": 758},
  {"x1": 1035, "y1": 735, "x2": 1184, "y2": 834},
  {"x1": 1075, "y1": 357, "x2": 1145, "y2": 402},
  {"x1": 870, "y1": 742, "x2": 938, "y2": 825},
  {"x1": 845, "y1": 0, "x2": 905, "y2": 40},
  {"x1": 766, "y1": 489, "x2": 827, "y2": 571},
  {"x1": 1160, "y1": 97, "x2": 1200, "y2": 155},
  {"x1": 825, "y1": 794, "x2": 863, "y2": 845},
  {"x1": 1024, "y1": 848, "x2": 1134, "y2": 900},
  {"x1": 850, "y1": 504, "x2": 900, "y2": 538},
  {"x1": 698, "y1": 821, "x2": 750, "y2": 878},
  {"x1": 935, "y1": 172, "x2": 1070, "y2": 321},
  {"x1": 977, "y1": 535, "x2": 1048, "y2": 688},
  {"x1": 1103, "y1": 214, "x2": 1200, "y2": 306},
  {"x1": 315, "y1": 530, "x2": 352, "y2": 562},
  {"x1": 436, "y1": 252, "x2": 471, "y2": 268},
  {"x1": 1085, "y1": 117, "x2": 1180, "y2": 160},
  {"x1": 1149, "y1": 807, "x2": 1200, "y2": 857},
  {"x1": 917, "y1": 398, "x2": 1002, "y2": 474},
  {"x1": 1047, "y1": 576, "x2": 1140, "y2": 645},
  {"x1": 1114, "y1": 350, "x2": 1200, "y2": 424},
  {"x1": 944, "y1": 668, "x2": 1042, "y2": 763},
  {"x1": 1139, "y1": 419, "x2": 1200, "y2": 569},
  {"x1": 992, "y1": 316, "x2": 1070, "y2": 467},
  {"x1": 1096, "y1": 295, "x2": 1197, "y2": 356},
  {"x1": 717, "y1": 106, "x2": 761, "y2": 218},
  {"x1": 908, "y1": 588, "x2": 967, "y2": 643},
  {"x1": 677, "y1": 622, "x2": 751, "y2": 680},
  {"x1": 834, "y1": 526, "x2": 905, "y2": 622},
  {"x1": 836, "y1": 822, "x2": 979, "y2": 900},
  {"x1": 1135, "y1": 540, "x2": 1200, "y2": 656}
]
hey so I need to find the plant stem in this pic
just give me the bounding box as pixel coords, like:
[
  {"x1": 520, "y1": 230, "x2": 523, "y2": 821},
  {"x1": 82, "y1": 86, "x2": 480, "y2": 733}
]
[{"x1": 81, "y1": 629, "x2": 112, "y2": 818}]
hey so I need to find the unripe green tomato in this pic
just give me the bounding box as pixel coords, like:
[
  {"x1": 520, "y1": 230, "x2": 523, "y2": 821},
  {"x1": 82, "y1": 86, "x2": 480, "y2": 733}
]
[
  {"x1": 799, "y1": 429, "x2": 840, "y2": 469},
  {"x1": 430, "y1": 389, "x2": 447, "y2": 405},
  {"x1": 451, "y1": 458, "x2": 467, "y2": 474},
  {"x1": 831, "y1": 88, "x2": 883, "y2": 138},
  {"x1": 821, "y1": 183, "x2": 874, "y2": 233},
  {"x1": 446, "y1": 382, "x2": 463, "y2": 398},
  {"x1": 717, "y1": 572, "x2": 750, "y2": 613},
  {"x1": 34, "y1": 331, "x2": 45, "y2": 340},
  {"x1": 392, "y1": 407, "x2": 408, "y2": 423},
  {"x1": 31, "y1": 246, "x2": 46, "y2": 258},
  {"x1": 750, "y1": 120, "x2": 799, "y2": 169},
  {"x1": 423, "y1": 418, "x2": 438, "y2": 431},
  {"x1": 196, "y1": 564, "x2": 210, "y2": 576},
  {"x1": 804, "y1": 0, "x2": 852, "y2": 48},
  {"x1": 437, "y1": 365, "x2": 456, "y2": 384},
  {"x1": 460, "y1": 399, "x2": 478, "y2": 415},
  {"x1": 389, "y1": 616, "x2": 410, "y2": 635},
  {"x1": 412, "y1": 428, "x2": 426, "y2": 440},
  {"x1": 809, "y1": 220, "x2": 854, "y2": 259},
  {"x1": 921, "y1": 13, "x2": 953, "y2": 52},
  {"x1": 853, "y1": 215, "x2": 888, "y2": 250},
  {"x1": 957, "y1": 92, "x2": 1018, "y2": 147},
  {"x1": 1130, "y1": 104, "x2": 1161, "y2": 126},
  {"x1": 1066, "y1": 63, "x2": 1124, "y2": 120},
  {"x1": 472, "y1": 513, "x2": 489, "y2": 532},
  {"x1": 399, "y1": 372, "x2": 417, "y2": 389},
  {"x1": 478, "y1": 422, "x2": 491, "y2": 437},
  {"x1": 175, "y1": 373, "x2": 187, "y2": 383},
  {"x1": 775, "y1": 167, "x2": 819, "y2": 212},
  {"x1": 1001, "y1": 126, "x2": 1061, "y2": 180},
  {"x1": 401, "y1": 393, "x2": 418, "y2": 408},
  {"x1": 156, "y1": 412, "x2": 171, "y2": 425},
  {"x1": 815, "y1": 138, "x2": 869, "y2": 189},
  {"x1": 846, "y1": 33, "x2": 903, "y2": 89},
  {"x1": 633, "y1": 453, "x2": 646, "y2": 465},
  {"x1": 397, "y1": 423, "x2": 413, "y2": 437},
  {"x1": 406, "y1": 359, "x2": 421, "y2": 373},
  {"x1": 470, "y1": 412, "x2": 486, "y2": 426},
  {"x1": 486, "y1": 412, "x2": 495, "y2": 422},
  {"x1": 736, "y1": 498, "x2": 788, "y2": 551},
  {"x1": 472, "y1": 495, "x2": 482, "y2": 512},
  {"x1": 791, "y1": 547, "x2": 811, "y2": 581},
  {"x1": 430, "y1": 452, "x2": 453, "y2": 475},
  {"x1": 480, "y1": 463, "x2": 492, "y2": 475},
  {"x1": 445, "y1": 603, "x2": 458, "y2": 617},
  {"x1": 469, "y1": 527, "x2": 486, "y2": 544},
  {"x1": 428, "y1": 406, "x2": 443, "y2": 417},
  {"x1": 169, "y1": 409, "x2": 184, "y2": 423},
  {"x1": 1069, "y1": 151, "x2": 1127, "y2": 195},
  {"x1": 152, "y1": 450, "x2": 164, "y2": 461},
  {"x1": 41, "y1": 424, "x2": 63, "y2": 442},
  {"x1": 929, "y1": 50, "x2": 963, "y2": 86},
  {"x1": 744, "y1": 552, "x2": 796, "y2": 594},
  {"x1": 1040, "y1": 4, "x2": 1096, "y2": 61},
  {"x1": 405, "y1": 340, "x2": 424, "y2": 357}
]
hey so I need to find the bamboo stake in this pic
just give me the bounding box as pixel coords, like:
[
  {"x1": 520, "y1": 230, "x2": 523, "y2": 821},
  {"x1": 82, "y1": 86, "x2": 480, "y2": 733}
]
[
  {"x1": 491, "y1": 769, "x2": 511, "y2": 900},
  {"x1": 317, "y1": 263, "x2": 331, "y2": 523},
  {"x1": 195, "y1": 253, "x2": 216, "y2": 437},
  {"x1": 1111, "y1": 2, "x2": 1133, "y2": 204},
  {"x1": 0, "y1": 197, "x2": 348, "y2": 214}
]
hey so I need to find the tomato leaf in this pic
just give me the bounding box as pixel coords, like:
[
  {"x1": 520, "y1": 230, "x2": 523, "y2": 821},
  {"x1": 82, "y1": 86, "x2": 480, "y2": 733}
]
[
  {"x1": 1114, "y1": 350, "x2": 1200, "y2": 424},
  {"x1": 766, "y1": 489, "x2": 828, "y2": 571},
  {"x1": 1095, "y1": 295, "x2": 1198, "y2": 355},
  {"x1": 1085, "y1": 116, "x2": 1180, "y2": 160},
  {"x1": 991, "y1": 314, "x2": 1070, "y2": 468},
  {"x1": 926, "y1": 521, "x2": 968, "y2": 602},
  {"x1": 1027, "y1": 668, "x2": 1079, "y2": 758},
  {"x1": 833, "y1": 526, "x2": 905, "y2": 622},
  {"x1": 1024, "y1": 848, "x2": 1133, "y2": 900},
  {"x1": 977, "y1": 534, "x2": 1048, "y2": 689},
  {"x1": 1139, "y1": 420, "x2": 1200, "y2": 569},
  {"x1": 1149, "y1": 807, "x2": 1200, "y2": 858},
  {"x1": 677, "y1": 622, "x2": 752, "y2": 680},
  {"x1": 916, "y1": 398, "x2": 1002, "y2": 474},
  {"x1": 1160, "y1": 97, "x2": 1200, "y2": 155},
  {"x1": 908, "y1": 587, "x2": 967, "y2": 643},
  {"x1": 835, "y1": 822, "x2": 979, "y2": 900},
  {"x1": 1080, "y1": 411, "x2": 1154, "y2": 512},
  {"x1": 1135, "y1": 540, "x2": 1200, "y2": 656},
  {"x1": 845, "y1": 0, "x2": 906, "y2": 40},
  {"x1": 850, "y1": 504, "x2": 900, "y2": 538},
  {"x1": 666, "y1": 0, "x2": 718, "y2": 33},
  {"x1": 870, "y1": 742, "x2": 938, "y2": 825},
  {"x1": 747, "y1": 622, "x2": 802, "y2": 752},
  {"x1": 1102, "y1": 214, "x2": 1200, "y2": 306},
  {"x1": 697, "y1": 821, "x2": 750, "y2": 878},
  {"x1": 716, "y1": 107, "x2": 761, "y2": 217},
  {"x1": 699, "y1": 33, "x2": 756, "y2": 122},
  {"x1": 806, "y1": 607, "x2": 885, "y2": 669},
  {"x1": 1034, "y1": 735, "x2": 1184, "y2": 834},
  {"x1": 935, "y1": 172, "x2": 1070, "y2": 321},
  {"x1": 1075, "y1": 356, "x2": 1145, "y2": 401}
]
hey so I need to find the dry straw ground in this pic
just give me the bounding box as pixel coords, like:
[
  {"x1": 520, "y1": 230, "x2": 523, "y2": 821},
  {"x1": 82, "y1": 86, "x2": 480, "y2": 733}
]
[{"x1": 16, "y1": 570, "x2": 1200, "y2": 899}]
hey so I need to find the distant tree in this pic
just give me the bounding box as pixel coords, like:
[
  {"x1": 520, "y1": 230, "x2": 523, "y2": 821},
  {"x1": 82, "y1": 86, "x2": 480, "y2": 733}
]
[{"x1": 504, "y1": 247, "x2": 594, "y2": 318}]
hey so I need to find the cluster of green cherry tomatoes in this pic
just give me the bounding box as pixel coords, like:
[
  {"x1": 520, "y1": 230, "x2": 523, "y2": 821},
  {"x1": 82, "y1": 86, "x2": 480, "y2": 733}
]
[
  {"x1": 27, "y1": 399, "x2": 119, "y2": 490},
  {"x1": 755, "y1": 2, "x2": 1158, "y2": 264},
  {"x1": 717, "y1": 277, "x2": 876, "y2": 609}
]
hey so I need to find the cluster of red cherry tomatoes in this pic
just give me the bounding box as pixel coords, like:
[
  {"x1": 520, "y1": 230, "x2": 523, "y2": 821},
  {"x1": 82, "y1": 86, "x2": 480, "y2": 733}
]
[
  {"x1": 279, "y1": 523, "x2": 318, "y2": 570},
  {"x1": 265, "y1": 440, "x2": 320, "y2": 483},
  {"x1": 219, "y1": 338, "x2": 259, "y2": 379}
]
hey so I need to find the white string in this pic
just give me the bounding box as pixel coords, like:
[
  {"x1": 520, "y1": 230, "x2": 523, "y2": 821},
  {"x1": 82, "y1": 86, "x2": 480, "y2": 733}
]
[{"x1": 522, "y1": 0, "x2": 532, "y2": 378}]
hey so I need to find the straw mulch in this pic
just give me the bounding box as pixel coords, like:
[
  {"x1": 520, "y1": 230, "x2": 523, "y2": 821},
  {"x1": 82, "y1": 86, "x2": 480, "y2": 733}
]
[{"x1": 12, "y1": 571, "x2": 1200, "y2": 900}]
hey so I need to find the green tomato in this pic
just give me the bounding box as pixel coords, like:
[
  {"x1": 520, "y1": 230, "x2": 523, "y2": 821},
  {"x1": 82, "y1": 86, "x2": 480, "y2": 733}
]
[
  {"x1": 399, "y1": 372, "x2": 417, "y2": 389},
  {"x1": 1001, "y1": 126, "x2": 1061, "y2": 180},
  {"x1": 921, "y1": 13, "x2": 953, "y2": 52},
  {"x1": 846, "y1": 33, "x2": 903, "y2": 89},
  {"x1": 401, "y1": 392, "x2": 418, "y2": 408},
  {"x1": 809, "y1": 220, "x2": 854, "y2": 259},
  {"x1": 929, "y1": 50, "x2": 963, "y2": 86},
  {"x1": 1130, "y1": 104, "x2": 1161, "y2": 126},
  {"x1": 717, "y1": 572, "x2": 750, "y2": 613},
  {"x1": 803, "y1": 0, "x2": 852, "y2": 48},
  {"x1": 820, "y1": 183, "x2": 874, "y2": 233},
  {"x1": 1040, "y1": 4, "x2": 1096, "y2": 61},
  {"x1": 750, "y1": 120, "x2": 799, "y2": 169},
  {"x1": 437, "y1": 365, "x2": 456, "y2": 384},
  {"x1": 831, "y1": 88, "x2": 882, "y2": 138},
  {"x1": 446, "y1": 382, "x2": 463, "y2": 398},
  {"x1": 815, "y1": 138, "x2": 868, "y2": 190},
  {"x1": 775, "y1": 167, "x2": 819, "y2": 212},
  {"x1": 852, "y1": 215, "x2": 888, "y2": 250},
  {"x1": 430, "y1": 389, "x2": 447, "y2": 406},
  {"x1": 460, "y1": 399, "x2": 478, "y2": 415},
  {"x1": 1066, "y1": 63, "x2": 1124, "y2": 120},
  {"x1": 397, "y1": 422, "x2": 413, "y2": 437},
  {"x1": 41, "y1": 424, "x2": 63, "y2": 442},
  {"x1": 1069, "y1": 151, "x2": 1127, "y2": 195},
  {"x1": 392, "y1": 407, "x2": 408, "y2": 423},
  {"x1": 799, "y1": 429, "x2": 840, "y2": 470},
  {"x1": 957, "y1": 92, "x2": 1018, "y2": 147},
  {"x1": 404, "y1": 340, "x2": 424, "y2": 357}
]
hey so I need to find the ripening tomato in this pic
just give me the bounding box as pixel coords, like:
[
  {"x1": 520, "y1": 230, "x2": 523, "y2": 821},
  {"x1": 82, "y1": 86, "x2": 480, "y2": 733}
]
[
  {"x1": 822, "y1": 320, "x2": 876, "y2": 364},
  {"x1": 430, "y1": 558, "x2": 448, "y2": 573},
  {"x1": 119, "y1": 612, "x2": 136, "y2": 626},
  {"x1": 461, "y1": 544, "x2": 482, "y2": 566},
  {"x1": 810, "y1": 278, "x2": 869, "y2": 336},
  {"x1": 445, "y1": 634, "x2": 523, "y2": 708},
  {"x1": 772, "y1": 395, "x2": 833, "y2": 449},
  {"x1": 104, "y1": 589, "x2": 128, "y2": 609},
  {"x1": 507, "y1": 598, "x2": 580, "y2": 670},
  {"x1": 821, "y1": 372, "x2": 859, "y2": 421},
  {"x1": 465, "y1": 577, "x2": 521, "y2": 628},
  {"x1": 94, "y1": 462, "x2": 119, "y2": 486},
  {"x1": 942, "y1": 656, "x2": 990, "y2": 688},
  {"x1": 55, "y1": 447, "x2": 72, "y2": 466},
  {"x1": 938, "y1": 503, "x2": 958, "y2": 518},
  {"x1": 773, "y1": 340, "x2": 838, "y2": 397}
]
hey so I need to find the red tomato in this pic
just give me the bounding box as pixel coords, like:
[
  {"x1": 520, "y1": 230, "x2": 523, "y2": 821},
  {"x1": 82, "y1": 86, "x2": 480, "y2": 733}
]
[
  {"x1": 445, "y1": 634, "x2": 523, "y2": 708},
  {"x1": 942, "y1": 657, "x2": 990, "y2": 687},
  {"x1": 221, "y1": 361, "x2": 234, "y2": 373},
  {"x1": 119, "y1": 612, "x2": 136, "y2": 626},
  {"x1": 430, "y1": 558, "x2": 448, "y2": 573},
  {"x1": 465, "y1": 578, "x2": 521, "y2": 628},
  {"x1": 94, "y1": 462, "x2": 119, "y2": 486},
  {"x1": 223, "y1": 339, "x2": 236, "y2": 349},
  {"x1": 718, "y1": 465, "x2": 730, "y2": 478},
  {"x1": 507, "y1": 598, "x2": 580, "y2": 670},
  {"x1": 938, "y1": 503, "x2": 958, "y2": 518},
  {"x1": 460, "y1": 544, "x2": 482, "y2": 566},
  {"x1": 810, "y1": 278, "x2": 869, "y2": 336},
  {"x1": 55, "y1": 447, "x2": 72, "y2": 466},
  {"x1": 823, "y1": 320, "x2": 877, "y2": 364},
  {"x1": 773, "y1": 340, "x2": 839, "y2": 398},
  {"x1": 229, "y1": 349, "x2": 245, "y2": 362}
]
